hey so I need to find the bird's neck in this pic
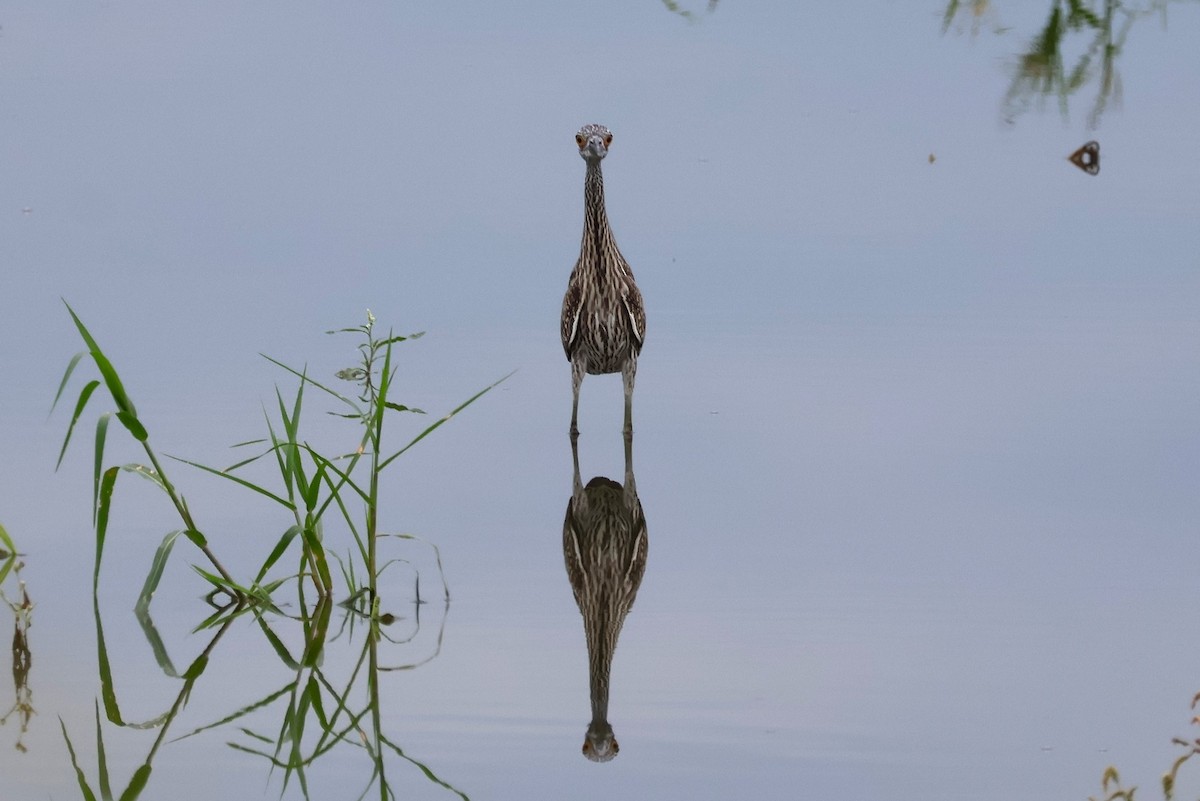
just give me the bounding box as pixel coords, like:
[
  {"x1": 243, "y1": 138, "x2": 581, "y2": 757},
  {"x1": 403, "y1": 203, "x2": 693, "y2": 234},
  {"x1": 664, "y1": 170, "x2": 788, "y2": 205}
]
[{"x1": 582, "y1": 161, "x2": 619, "y2": 260}]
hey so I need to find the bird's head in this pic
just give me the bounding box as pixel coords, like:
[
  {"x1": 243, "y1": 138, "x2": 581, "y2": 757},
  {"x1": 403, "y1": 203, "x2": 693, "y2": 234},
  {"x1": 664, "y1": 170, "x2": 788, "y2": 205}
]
[
  {"x1": 581, "y1": 721, "x2": 619, "y2": 762},
  {"x1": 576, "y1": 123, "x2": 613, "y2": 163}
]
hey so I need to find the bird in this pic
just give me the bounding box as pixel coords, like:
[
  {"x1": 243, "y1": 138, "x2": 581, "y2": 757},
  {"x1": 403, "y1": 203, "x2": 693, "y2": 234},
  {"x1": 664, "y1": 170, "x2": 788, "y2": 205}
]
[
  {"x1": 561, "y1": 123, "x2": 646, "y2": 438},
  {"x1": 562, "y1": 433, "x2": 648, "y2": 761}
]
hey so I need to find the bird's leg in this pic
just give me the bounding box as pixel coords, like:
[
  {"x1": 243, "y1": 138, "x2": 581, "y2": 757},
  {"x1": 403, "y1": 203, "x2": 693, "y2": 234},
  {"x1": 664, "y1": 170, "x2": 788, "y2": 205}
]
[
  {"x1": 623, "y1": 425, "x2": 637, "y2": 506},
  {"x1": 571, "y1": 432, "x2": 584, "y2": 500},
  {"x1": 621, "y1": 357, "x2": 636, "y2": 437},
  {"x1": 570, "y1": 359, "x2": 584, "y2": 438}
]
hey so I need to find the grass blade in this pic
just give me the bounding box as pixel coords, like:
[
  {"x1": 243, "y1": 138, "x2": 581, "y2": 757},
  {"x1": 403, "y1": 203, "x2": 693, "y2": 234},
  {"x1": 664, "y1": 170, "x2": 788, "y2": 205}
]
[
  {"x1": 64, "y1": 301, "x2": 138, "y2": 419},
  {"x1": 121, "y1": 463, "x2": 169, "y2": 493},
  {"x1": 135, "y1": 531, "x2": 187, "y2": 613},
  {"x1": 261, "y1": 353, "x2": 358, "y2": 410},
  {"x1": 60, "y1": 716, "x2": 99, "y2": 801},
  {"x1": 168, "y1": 455, "x2": 295, "y2": 511},
  {"x1": 117, "y1": 764, "x2": 152, "y2": 801},
  {"x1": 57, "y1": 379, "x2": 100, "y2": 470},
  {"x1": 301, "y1": 526, "x2": 332, "y2": 593},
  {"x1": 380, "y1": 733, "x2": 470, "y2": 801},
  {"x1": 379, "y1": 371, "x2": 514, "y2": 470},
  {"x1": 93, "y1": 413, "x2": 111, "y2": 525},
  {"x1": 51, "y1": 350, "x2": 87, "y2": 416},
  {"x1": 115, "y1": 411, "x2": 148, "y2": 442},
  {"x1": 171, "y1": 684, "x2": 293, "y2": 742},
  {"x1": 94, "y1": 466, "x2": 120, "y2": 591},
  {"x1": 253, "y1": 525, "x2": 304, "y2": 586},
  {"x1": 134, "y1": 604, "x2": 180, "y2": 678}
]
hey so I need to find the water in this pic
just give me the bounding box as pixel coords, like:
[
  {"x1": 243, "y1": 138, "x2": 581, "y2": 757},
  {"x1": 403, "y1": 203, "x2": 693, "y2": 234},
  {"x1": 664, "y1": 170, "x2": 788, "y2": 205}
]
[{"x1": 2, "y1": 1, "x2": 1199, "y2": 799}]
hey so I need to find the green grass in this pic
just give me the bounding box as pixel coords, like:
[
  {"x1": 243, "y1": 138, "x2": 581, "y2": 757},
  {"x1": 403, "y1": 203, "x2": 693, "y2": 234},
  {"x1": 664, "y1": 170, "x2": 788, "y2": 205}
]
[
  {"x1": 53, "y1": 304, "x2": 503, "y2": 800},
  {"x1": 54, "y1": 304, "x2": 508, "y2": 609}
]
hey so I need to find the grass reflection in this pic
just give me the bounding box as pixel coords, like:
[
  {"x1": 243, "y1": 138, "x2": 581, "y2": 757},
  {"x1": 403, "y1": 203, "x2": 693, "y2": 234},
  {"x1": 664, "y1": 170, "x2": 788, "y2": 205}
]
[
  {"x1": 64, "y1": 579, "x2": 464, "y2": 800},
  {"x1": 0, "y1": 531, "x2": 33, "y2": 754},
  {"x1": 660, "y1": 0, "x2": 719, "y2": 21},
  {"x1": 943, "y1": 0, "x2": 1190, "y2": 128}
]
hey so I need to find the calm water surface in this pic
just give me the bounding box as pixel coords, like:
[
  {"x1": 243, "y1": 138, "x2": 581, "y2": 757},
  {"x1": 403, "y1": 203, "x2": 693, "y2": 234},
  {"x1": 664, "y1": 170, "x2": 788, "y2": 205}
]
[{"x1": 1, "y1": 1, "x2": 1198, "y2": 799}]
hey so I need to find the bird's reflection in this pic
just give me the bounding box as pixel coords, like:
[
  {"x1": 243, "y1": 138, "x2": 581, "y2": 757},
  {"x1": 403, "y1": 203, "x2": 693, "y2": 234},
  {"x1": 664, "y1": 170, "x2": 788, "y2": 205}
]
[{"x1": 563, "y1": 433, "x2": 648, "y2": 762}]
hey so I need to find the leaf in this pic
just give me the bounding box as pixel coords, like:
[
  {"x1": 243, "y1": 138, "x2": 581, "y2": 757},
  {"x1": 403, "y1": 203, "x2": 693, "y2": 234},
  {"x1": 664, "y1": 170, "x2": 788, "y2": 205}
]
[
  {"x1": 51, "y1": 350, "x2": 88, "y2": 416},
  {"x1": 380, "y1": 733, "x2": 471, "y2": 801},
  {"x1": 117, "y1": 764, "x2": 152, "y2": 801},
  {"x1": 121, "y1": 463, "x2": 168, "y2": 492},
  {"x1": 64, "y1": 301, "x2": 138, "y2": 418},
  {"x1": 304, "y1": 446, "x2": 369, "y2": 506},
  {"x1": 57, "y1": 379, "x2": 101, "y2": 470},
  {"x1": 192, "y1": 565, "x2": 237, "y2": 591},
  {"x1": 94, "y1": 700, "x2": 112, "y2": 801},
  {"x1": 253, "y1": 525, "x2": 304, "y2": 586},
  {"x1": 182, "y1": 653, "x2": 209, "y2": 681},
  {"x1": 301, "y1": 526, "x2": 332, "y2": 593},
  {"x1": 379, "y1": 331, "x2": 425, "y2": 346},
  {"x1": 260, "y1": 353, "x2": 357, "y2": 409},
  {"x1": 303, "y1": 462, "x2": 326, "y2": 513},
  {"x1": 116, "y1": 410, "x2": 148, "y2": 442},
  {"x1": 134, "y1": 603, "x2": 180, "y2": 678},
  {"x1": 254, "y1": 613, "x2": 300, "y2": 670},
  {"x1": 171, "y1": 684, "x2": 293, "y2": 742},
  {"x1": 379, "y1": 370, "x2": 514, "y2": 470},
  {"x1": 383, "y1": 402, "x2": 426, "y2": 414},
  {"x1": 168, "y1": 455, "x2": 295, "y2": 511},
  {"x1": 135, "y1": 530, "x2": 186, "y2": 613},
  {"x1": 222, "y1": 444, "x2": 279, "y2": 473},
  {"x1": 94, "y1": 466, "x2": 120, "y2": 591},
  {"x1": 93, "y1": 413, "x2": 111, "y2": 525},
  {"x1": 60, "y1": 717, "x2": 99, "y2": 801}
]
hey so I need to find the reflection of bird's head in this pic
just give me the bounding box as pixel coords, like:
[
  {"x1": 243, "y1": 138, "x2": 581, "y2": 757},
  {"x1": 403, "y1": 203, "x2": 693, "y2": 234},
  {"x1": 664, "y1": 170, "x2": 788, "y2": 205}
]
[
  {"x1": 575, "y1": 123, "x2": 613, "y2": 163},
  {"x1": 582, "y1": 721, "x2": 619, "y2": 762}
]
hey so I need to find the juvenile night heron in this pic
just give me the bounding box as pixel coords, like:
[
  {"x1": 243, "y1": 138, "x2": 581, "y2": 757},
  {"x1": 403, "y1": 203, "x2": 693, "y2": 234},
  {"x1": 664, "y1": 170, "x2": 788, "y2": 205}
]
[
  {"x1": 563, "y1": 434, "x2": 648, "y2": 761},
  {"x1": 561, "y1": 123, "x2": 646, "y2": 437}
]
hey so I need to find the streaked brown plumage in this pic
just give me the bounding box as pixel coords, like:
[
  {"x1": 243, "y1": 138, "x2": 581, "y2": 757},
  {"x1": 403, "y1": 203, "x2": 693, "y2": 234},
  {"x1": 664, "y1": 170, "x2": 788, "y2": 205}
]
[
  {"x1": 563, "y1": 433, "x2": 648, "y2": 761},
  {"x1": 561, "y1": 123, "x2": 646, "y2": 437}
]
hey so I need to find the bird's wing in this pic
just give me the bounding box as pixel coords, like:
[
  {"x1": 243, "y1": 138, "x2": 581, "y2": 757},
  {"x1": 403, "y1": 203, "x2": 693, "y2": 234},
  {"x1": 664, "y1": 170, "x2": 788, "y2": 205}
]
[
  {"x1": 621, "y1": 282, "x2": 645, "y2": 353},
  {"x1": 562, "y1": 502, "x2": 589, "y2": 607},
  {"x1": 561, "y1": 282, "x2": 582, "y2": 360}
]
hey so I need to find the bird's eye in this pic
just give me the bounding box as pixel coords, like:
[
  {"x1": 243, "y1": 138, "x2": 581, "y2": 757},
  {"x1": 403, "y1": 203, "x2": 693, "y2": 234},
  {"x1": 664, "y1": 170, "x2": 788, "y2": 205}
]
[
  {"x1": 575, "y1": 134, "x2": 585, "y2": 148},
  {"x1": 611, "y1": 740, "x2": 619, "y2": 753},
  {"x1": 604, "y1": 134, "x2": 613, "y2": 146}
]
